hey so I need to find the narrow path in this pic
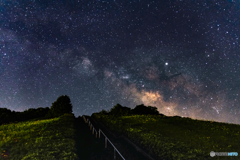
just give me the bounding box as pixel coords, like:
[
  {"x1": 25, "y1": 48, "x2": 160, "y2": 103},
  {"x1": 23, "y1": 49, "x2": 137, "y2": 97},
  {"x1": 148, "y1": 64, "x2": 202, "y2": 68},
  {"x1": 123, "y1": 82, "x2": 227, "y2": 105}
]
[
  {"x1": 74, "y1": 116, "x2": 122, "y2": 160},
  {"x1": 88, "y1": 116, "x2": 157, "y2": 160}
]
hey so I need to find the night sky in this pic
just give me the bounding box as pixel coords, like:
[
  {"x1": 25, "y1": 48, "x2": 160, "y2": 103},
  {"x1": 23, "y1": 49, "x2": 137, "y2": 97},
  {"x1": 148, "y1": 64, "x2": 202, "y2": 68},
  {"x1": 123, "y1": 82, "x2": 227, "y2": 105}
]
[{"x1": 0, "y1": 0, "x2": 240, "y2": 124}]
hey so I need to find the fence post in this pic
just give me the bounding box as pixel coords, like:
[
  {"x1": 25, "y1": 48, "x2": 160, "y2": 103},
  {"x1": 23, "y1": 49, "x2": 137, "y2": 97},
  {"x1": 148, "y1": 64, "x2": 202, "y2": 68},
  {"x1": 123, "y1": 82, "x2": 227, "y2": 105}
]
[
  {"x1": 114, "y1": 148, "x2": 116, "y2": 159},
  {"x1": 99, "y1": 129, "x2": 101, "y2": 138},
  {"x1": 96, "y1": 131, "x2": 97, "y2": 138},
  {"x1": 83, "y1": 116, "x2": 85, "y2": 122},
  {"x1": 105, "y1": 137, "x2": 107, "y2": 148},
  {"x1": 92, "y1": 127, "x2": 94, "y2": 134}
]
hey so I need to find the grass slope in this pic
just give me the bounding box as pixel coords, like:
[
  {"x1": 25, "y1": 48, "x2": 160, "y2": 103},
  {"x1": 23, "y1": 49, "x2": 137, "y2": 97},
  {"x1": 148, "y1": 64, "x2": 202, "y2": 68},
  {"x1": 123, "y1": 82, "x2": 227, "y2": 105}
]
[
  {"x1": 0, "y1": 113, "x2": 78, "y2": 160},
  {"x1": 92, "y1": 113, "x2": 240, "y2": 160}
]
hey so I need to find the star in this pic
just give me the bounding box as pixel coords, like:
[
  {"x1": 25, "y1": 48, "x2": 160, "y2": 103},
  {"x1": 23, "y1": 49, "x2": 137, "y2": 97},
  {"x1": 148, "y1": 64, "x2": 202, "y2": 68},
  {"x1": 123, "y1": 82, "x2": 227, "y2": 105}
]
[{"x1": 0, "y1": 0, "x2": 239, "y2": 124}]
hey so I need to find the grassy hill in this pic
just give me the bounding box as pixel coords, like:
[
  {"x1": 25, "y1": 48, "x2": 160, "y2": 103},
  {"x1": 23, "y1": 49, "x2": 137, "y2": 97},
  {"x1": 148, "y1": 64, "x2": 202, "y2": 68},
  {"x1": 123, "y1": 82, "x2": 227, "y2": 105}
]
[
  {"x1": 92, "y1": 113, "x2": 240, "y2": 160},
  {"x1": 0, "y1": 113, "x2": 78, "y2": 160},
  {"x1": 1, "y1": 108, "x2": 239, "y2": 160}
]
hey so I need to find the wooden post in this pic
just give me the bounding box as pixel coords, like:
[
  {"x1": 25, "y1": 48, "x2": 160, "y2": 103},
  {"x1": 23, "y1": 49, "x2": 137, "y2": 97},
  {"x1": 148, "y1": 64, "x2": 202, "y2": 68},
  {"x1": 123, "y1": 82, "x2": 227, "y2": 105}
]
[
  {"x1": 92, "y1": 127, "x2": 94, "y2": 134},
  {"x1": 96, "y1": 131, "x2": 97, "y2": 138},
  {"x1": 99, "y1": 130, "x2": 101, "y2": 138},
  {"x1": 105, "y1": 137, "x2": 107, "y2": 148}
]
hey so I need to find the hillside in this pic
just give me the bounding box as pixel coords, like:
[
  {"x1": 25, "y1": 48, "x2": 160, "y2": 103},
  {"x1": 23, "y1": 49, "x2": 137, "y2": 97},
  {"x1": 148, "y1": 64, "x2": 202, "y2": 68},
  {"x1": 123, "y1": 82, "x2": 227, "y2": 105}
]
[
  {"x1": 92, "y1": 113, "x2": 240, "y2": 160},
  {"x1": 0, "y1": 114, "x2": 78, "y2": 160},
  {"x1": 0, "y1": 113, "x2": 150, "y2": 160},
  {"x1": 1, "y1": 108, "x2": 239, "y2": 160}
]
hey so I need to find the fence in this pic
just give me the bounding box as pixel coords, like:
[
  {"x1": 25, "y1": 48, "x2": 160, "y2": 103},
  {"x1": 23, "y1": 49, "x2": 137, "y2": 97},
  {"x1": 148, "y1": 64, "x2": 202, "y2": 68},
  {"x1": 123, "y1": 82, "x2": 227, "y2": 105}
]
[{"x1": 82, "y1": 116, "x2": 125, "y2": 160}]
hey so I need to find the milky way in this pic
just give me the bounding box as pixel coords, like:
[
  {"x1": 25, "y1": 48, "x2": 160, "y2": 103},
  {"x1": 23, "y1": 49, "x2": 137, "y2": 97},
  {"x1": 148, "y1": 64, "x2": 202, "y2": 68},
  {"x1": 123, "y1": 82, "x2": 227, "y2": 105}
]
[{"x1": 0, "y1": 0, "x2": 240, "y2": 124}]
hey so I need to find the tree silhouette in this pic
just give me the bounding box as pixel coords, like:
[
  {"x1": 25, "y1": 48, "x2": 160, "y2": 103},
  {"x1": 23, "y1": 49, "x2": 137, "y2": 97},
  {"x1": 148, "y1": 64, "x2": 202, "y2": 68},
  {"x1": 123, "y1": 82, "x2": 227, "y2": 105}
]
[
  {"x1": 99, "y1": 109, "x2": 108, "y2": 115},
  {"x1": 131, "y1": 104, "x2": 159, "y2": 115},
  {"x1": 46, "y1": 95, "x2": 73, "y2": 118},
  {"x1": 109, "y1": 103, "x2": 131, "y2": 116},
  {"x1": 0, "y1": 107, "x2": 50, "y2": 125}
]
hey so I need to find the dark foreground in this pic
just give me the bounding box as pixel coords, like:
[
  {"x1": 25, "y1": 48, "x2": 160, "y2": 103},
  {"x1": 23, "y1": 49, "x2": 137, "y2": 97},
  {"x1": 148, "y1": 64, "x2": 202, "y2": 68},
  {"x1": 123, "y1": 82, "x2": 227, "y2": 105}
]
[{"x1": 74, "y1": 116, "x2": 155, "y2": 160}]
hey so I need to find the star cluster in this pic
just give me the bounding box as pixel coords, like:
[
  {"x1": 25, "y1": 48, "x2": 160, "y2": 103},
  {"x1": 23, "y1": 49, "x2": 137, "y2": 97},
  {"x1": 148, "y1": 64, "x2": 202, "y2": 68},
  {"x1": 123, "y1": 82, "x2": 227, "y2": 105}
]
[{"x1": 0, "y1": 0, "x2": 240, "y2": 124}]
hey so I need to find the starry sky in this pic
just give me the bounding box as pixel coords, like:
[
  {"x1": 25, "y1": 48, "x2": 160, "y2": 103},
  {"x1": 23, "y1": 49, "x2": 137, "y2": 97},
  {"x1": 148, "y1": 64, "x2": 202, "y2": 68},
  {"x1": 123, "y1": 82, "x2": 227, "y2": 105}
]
[{"x1": 0, "y1": 0, "x2": 240, "y2": 124}]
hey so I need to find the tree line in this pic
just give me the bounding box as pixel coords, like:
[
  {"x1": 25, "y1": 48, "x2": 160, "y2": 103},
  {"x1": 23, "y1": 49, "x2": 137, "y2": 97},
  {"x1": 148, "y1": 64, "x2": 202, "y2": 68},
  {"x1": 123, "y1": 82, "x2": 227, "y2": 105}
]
[
  {"x1": 0, "y1": 95, "x2": 73, "y2": 125},
  {"x1": 98, "y1": 103, "x2": 163, "y2": 116},
  {"x1": 0, "y1": 94, "x2": 163, "y2": 126}
]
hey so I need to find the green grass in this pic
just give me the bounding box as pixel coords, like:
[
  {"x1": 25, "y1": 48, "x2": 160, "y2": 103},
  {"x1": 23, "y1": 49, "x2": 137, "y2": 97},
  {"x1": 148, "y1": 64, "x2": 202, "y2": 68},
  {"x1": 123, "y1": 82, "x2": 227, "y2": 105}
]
[
  {"x1": 0, "y1": 113, "x2": 79, "y2": 160},
  {"x1": 92, "y1": 114, "x2": 240, "y2": 160}
]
